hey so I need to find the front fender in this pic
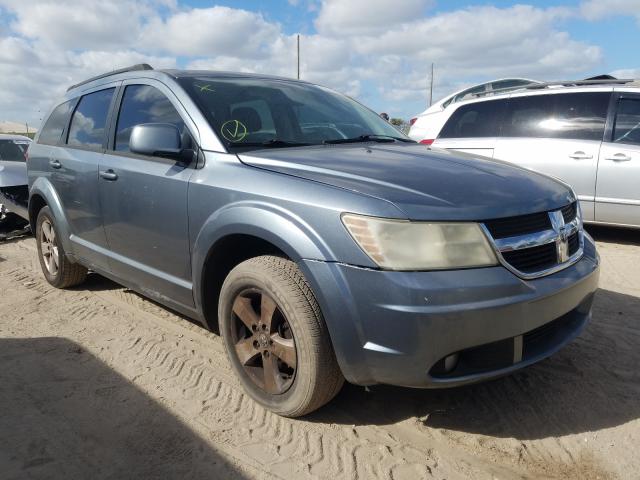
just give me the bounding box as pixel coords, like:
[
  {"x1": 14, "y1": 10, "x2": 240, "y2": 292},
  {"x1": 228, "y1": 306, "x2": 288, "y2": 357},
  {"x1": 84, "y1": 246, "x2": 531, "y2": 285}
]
[
  {"x1": 191, "y1": 201, "x2": 336, "y2": 312},
  {"x1": 29, "y1": 177, "x2": 73, "y2": 253}
]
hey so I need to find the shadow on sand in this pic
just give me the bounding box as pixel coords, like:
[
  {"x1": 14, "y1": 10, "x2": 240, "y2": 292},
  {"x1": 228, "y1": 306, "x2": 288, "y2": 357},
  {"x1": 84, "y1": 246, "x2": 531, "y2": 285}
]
[{"x1": 0, "y1": 337, "x2": 248, "y2": 479}]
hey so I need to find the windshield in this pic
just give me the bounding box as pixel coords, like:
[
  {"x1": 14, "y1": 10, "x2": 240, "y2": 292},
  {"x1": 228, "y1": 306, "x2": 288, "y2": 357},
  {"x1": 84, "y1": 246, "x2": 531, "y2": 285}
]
[
  {"x1": 0, "y1": 139, "x2": 29, "y2": 162},
  {"x1": 179, "y1": 77, "x2": 412, "y2": 151}
]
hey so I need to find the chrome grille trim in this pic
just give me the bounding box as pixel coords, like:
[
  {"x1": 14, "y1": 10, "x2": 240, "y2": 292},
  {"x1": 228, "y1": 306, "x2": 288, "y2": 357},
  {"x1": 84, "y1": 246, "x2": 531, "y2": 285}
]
[{"x1": 481, "y1": 203, "x2": 584, "y2": 280}]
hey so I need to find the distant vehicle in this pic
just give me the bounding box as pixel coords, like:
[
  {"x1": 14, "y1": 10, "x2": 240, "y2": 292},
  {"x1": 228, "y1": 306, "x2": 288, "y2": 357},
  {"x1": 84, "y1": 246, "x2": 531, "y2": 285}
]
[
  {"x1": 418, "y1": 77, "x2": 640, "y2": 229},
  {"x1": 28, "y1": 65, "x2": 598, "y2": 417},
  {"x1": 409, "y1": 78, "x2": 540, "y2": 144},
  {"x1": 0, "y1": 134, "x2": 30, "y2": 229}
]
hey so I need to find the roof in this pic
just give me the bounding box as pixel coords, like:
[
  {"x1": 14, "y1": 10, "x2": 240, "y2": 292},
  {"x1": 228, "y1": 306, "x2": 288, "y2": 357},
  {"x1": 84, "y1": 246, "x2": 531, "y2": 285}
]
[
  {"x1": 66, "y1": 63, "x2": 308, "y2": 94},
  {"x1": 0, "y1": 133, "x2": 31, "y2": 141}
]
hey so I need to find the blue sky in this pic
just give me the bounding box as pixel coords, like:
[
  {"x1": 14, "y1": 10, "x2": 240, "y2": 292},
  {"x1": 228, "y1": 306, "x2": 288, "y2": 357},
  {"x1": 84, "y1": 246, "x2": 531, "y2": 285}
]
[{"x1": 0, "y1": 0, "x2": 638, "y2": 125}]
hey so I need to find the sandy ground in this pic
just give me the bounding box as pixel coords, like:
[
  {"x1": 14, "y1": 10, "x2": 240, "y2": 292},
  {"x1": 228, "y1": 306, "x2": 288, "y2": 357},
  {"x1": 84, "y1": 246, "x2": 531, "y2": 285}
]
[{"x1": 0, "y1": 225, "x2": 638, "y2": 480}]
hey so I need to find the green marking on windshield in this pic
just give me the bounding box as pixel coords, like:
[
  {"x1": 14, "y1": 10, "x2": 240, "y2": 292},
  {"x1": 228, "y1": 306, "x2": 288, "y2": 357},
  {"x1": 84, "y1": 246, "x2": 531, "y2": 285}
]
[{"x1": 195, "y1": 84, "x2": 215, "y2": 93}]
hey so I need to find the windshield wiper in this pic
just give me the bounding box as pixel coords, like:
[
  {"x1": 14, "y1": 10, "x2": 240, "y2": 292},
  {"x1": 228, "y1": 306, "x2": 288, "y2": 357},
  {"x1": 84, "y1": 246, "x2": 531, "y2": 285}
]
[
  {"x1": 227, "y1": 139, "x2": 312, "y2": 149},
  {"x1": 323, "y1": 134, "x2": 413, "y2": 144}
]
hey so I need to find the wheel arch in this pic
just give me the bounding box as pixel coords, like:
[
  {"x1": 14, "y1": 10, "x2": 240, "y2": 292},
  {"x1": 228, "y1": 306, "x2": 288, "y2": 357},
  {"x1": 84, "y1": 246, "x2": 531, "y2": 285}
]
[
  {"x1": 28, "y1": 177, "x2": 73, "y2": 253},
  {"x1": 192, "y1": 203, "x2": 335, "y2": 331}
]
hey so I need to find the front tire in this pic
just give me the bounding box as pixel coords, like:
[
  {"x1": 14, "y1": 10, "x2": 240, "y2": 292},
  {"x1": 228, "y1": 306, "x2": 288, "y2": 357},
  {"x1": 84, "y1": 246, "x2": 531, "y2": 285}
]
[
  {"x1": 36, "y1": 206, "x2": 87, "y2": 288},
  {"x1": 219, "y1": 255, "x2": 344, "y2": 417}
]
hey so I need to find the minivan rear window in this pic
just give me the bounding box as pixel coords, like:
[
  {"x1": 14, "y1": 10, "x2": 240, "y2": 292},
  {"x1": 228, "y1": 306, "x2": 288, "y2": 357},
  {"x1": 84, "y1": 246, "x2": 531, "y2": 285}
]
[
  {"x1": 67, "y1": 88, "x2": 115, "y2": 149},
  {"x1": 502, "y1": 92, "x2": 610, "y2": 141},
  {"x1": 439, "y1": 100, "x2": 506, "y2": 138}
]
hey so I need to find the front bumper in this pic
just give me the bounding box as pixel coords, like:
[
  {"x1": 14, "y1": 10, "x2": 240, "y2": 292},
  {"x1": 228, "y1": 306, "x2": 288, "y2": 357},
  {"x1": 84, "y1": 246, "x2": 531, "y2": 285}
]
[{"x1": 301, "y1": 234, "x2": 599, "y2": 387}]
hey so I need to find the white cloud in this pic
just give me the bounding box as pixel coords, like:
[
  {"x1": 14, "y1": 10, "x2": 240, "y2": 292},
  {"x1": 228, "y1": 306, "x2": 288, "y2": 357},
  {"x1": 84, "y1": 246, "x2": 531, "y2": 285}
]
[
  {"x1": 0, "y1": 1, "x2": 610, "y2": 124},
  {"x1": 581, "y1": 0, "x2": 640, "y2": 21},
  {"x1": 315, "y1": 0, "x2": 432, "y2": 35},
  {"x1": 610, "y1": 68, "x2": 640, "y2": 78}
]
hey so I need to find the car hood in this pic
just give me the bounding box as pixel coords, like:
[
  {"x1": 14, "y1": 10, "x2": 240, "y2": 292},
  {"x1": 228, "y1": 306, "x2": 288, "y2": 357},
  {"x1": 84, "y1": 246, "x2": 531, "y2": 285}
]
[
  {"x1": 0, "y1": 161, "x2": 27, "y2": 188},
  {"x1": 238, "y1": 143, "x2": 574, "y2": 221}
]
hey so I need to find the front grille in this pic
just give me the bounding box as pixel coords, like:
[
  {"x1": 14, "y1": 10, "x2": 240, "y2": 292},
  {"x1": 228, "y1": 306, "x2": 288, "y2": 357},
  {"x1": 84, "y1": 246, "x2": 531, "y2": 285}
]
[
  {"x1": 502, "y1": 242, "x2": 557, "y2": 273},
  {"x1": 483, "y1": 201, "x2": 582, "y2": 277},
  {"x1": 484, "y1": 211, "x2": 551, "y2": 239},
  {"x1": 568, "y1": 231, "x2": 579, "y2": 255},
  {"x1": 561, "y1": 202, "x2": 577, "y2": 223}
]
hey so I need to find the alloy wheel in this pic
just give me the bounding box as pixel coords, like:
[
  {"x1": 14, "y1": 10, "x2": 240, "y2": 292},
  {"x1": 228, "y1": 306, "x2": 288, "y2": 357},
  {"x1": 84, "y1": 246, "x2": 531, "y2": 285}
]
[
  {"x1": 230, "y1": 289, "x2": 297, "y2": 394},
  {"x1": 40, "y1": 219, "x2": 59, "y2": 276}
]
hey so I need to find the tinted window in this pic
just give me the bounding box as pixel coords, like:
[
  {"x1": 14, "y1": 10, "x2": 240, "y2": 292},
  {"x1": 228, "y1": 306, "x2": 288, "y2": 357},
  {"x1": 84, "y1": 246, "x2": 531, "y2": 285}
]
[
  {"x1": 67, "y1": 88, "x2": 115, "y2": 149},
  {"x1": 613, "y1": 98, "x2": 640, "y2": 146},
  {"x1": 503, "y1": 92, "x2": 609, "y2": 141},
  {"x1": 0, "y1": 140, "x2": 29, "y2": 162},
  {"x1": 439, "y1": 100, "x2": 506, "y2": 138},
  {"x1": 39, "y1": 100, "x2": 74, "y2": 145},
  {"x1": 115, "y1": 85, "x2": 187, "y2": 152}
]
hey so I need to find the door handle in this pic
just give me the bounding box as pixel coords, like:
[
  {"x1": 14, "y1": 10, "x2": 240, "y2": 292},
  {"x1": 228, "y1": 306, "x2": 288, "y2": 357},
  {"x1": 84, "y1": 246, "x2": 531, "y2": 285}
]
[
  {"x1": 99, "y1": 170, "x2": 118, "y2": 181},
  {"x1": 49, "y1": 159, "x2": 62, "y2": 169},
  {"x1": 568, "y1": 151, "x2": 593, "y2": 160},
  {"x1": 604, "y1": 153, "x2": 632, "y2": 162}
]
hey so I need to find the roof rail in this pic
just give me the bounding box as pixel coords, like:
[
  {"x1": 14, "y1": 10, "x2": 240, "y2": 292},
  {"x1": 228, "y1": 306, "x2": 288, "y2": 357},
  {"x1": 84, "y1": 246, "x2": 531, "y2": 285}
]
[
  {"x1": 66, "y1": 64, "x2": 154, "y2": 92},
  {"x1": 472, "y1": 78, "x2": 636, "y2": 99}
]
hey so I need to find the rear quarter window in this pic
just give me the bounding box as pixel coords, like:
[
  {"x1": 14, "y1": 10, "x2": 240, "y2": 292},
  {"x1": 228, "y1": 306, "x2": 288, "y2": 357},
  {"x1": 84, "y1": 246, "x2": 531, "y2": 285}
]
[{"x1": 438, "y1": 100, "x2": 506, "y2": 138}]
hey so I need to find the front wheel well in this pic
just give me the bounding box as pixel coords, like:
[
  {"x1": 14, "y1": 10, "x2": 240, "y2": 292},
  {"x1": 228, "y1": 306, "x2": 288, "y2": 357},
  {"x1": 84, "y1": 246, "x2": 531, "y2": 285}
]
[{"x1": 201, "y1": 234, "x2": 289, "y2": 332}]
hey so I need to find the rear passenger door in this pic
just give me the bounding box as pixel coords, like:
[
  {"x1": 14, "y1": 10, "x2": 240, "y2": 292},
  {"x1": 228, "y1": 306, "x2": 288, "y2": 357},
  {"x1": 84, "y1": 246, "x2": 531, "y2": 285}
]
[
  {"x1": 432, "y1": 99, "x2": 506, "y2": 158},
  {"x1": 98, "y1": 80, "x2": 197, "y2": 308},
  {"x1": 49, "y1": 87, "x2": 117, "y2": 270},
  {"x1": 493, "y1": 91, "x2": 611, "y2": 222},
  {"x1": 595, "y1": 93, "x2": 640, "y2": 226}
]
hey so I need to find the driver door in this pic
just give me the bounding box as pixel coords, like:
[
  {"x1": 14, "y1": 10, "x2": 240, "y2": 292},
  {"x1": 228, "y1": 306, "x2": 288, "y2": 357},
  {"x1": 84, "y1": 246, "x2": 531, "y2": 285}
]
[{"x1": 98, "y1": 80, "x2": 198, "y2": 308}]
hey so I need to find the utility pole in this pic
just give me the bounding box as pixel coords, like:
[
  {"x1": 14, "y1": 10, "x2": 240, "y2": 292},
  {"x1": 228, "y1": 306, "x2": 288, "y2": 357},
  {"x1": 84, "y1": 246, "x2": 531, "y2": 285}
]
[
  {"x1": 297, "y1": 34, "x2": 300, "y2": 80},
  {"x1": 428, "y1": 63, "x2": 434, "y2": 107}
]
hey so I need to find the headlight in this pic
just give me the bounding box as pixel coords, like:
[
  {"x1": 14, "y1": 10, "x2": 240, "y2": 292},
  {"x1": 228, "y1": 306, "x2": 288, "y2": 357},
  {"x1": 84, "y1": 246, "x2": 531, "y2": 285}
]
[{"x1": 342, "y1": 214, "x2": 498, "y2": 271}]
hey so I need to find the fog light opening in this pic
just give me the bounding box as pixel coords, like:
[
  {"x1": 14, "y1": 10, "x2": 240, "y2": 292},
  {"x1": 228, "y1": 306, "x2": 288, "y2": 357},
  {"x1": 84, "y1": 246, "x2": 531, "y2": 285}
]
[{"x1": 444, "y1": 353, "x2": 459, "y2": 373}]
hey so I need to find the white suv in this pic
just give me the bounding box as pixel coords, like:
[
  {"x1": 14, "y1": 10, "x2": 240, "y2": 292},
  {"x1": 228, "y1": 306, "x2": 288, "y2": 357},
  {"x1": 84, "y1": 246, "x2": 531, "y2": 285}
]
[{"x1": 409, "y1": 79, "x2": 640, "y2": 229}]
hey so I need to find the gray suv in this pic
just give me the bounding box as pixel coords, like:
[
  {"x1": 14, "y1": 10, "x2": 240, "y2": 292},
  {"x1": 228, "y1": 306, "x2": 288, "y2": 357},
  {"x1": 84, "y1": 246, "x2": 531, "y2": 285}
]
[{"x1": 28, "y1": 64, "x2": 599, "y2": 417}]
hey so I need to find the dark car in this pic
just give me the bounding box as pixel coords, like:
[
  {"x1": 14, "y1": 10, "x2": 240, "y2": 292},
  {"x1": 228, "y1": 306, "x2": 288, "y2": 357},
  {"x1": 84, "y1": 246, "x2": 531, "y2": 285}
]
[{"x1": 27, "y1": 65, "x2": 599, "y2": 416}]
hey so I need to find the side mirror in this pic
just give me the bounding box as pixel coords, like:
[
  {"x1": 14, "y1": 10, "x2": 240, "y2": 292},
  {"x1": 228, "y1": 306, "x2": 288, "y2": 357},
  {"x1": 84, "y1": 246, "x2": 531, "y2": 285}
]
[{"x1": 129, "y1": 123, "x2": 182, "y2": 158}]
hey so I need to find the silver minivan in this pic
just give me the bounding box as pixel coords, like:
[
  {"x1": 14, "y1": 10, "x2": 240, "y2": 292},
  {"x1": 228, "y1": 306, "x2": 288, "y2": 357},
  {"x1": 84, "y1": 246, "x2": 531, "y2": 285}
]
[{"x1": 423, "y1": 80, "x2": 640, "y2": 229}]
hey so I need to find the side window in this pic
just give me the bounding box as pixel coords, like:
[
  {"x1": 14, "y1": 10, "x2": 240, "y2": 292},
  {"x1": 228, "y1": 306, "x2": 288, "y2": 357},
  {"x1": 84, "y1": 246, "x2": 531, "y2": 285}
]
[
  {"x1": 553, "y1": 93, "x2": 609, "y2": 141},
  {"x1": 38, "y1": 100, "x2": 74, "y2": 145},
  {"x1": 438, "y1": 100, "x2": 505, "y2": 138},
  {"x1": 67, "y1": 88, "x2": 115, "y2": 149},
  {"x1": 502, "y1": 95, "x2": 555, "y2": 138},
  {"x1": 612, "y1": 98, "x2": 640, "y2": 146},
  {"x1": 503, "y1": 93, "x2": 609, "y2": 141},
  {"x1": 115, "y1": 85, "x2": 187, "y2": 152}
]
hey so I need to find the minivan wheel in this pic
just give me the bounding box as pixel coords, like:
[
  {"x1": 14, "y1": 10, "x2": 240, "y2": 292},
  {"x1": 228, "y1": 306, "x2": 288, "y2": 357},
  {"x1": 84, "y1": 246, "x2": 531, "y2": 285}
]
[
  {"x1": 36, "y1": 207, "x2": 87, "y2": 288},
  {"x1": 219, "y1": 255, "x2": 344, "y2": 417}
]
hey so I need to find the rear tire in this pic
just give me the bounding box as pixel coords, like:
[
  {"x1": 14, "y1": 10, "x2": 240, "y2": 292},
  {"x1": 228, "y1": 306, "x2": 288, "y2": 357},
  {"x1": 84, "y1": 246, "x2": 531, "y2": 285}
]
[
  {"x1": 219, "y1": 255, "x2": 344, "y2": 417},
  {"x1": 36, "y1": 206, "x2": 87, "y2": 288}
]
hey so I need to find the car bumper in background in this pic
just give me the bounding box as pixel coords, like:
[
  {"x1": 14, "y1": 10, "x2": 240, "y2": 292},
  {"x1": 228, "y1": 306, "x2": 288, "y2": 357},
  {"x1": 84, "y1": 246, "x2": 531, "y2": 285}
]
[{"x1": 301, "y1": 235, "x2": 599, "y2": 387}]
